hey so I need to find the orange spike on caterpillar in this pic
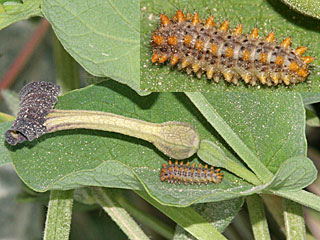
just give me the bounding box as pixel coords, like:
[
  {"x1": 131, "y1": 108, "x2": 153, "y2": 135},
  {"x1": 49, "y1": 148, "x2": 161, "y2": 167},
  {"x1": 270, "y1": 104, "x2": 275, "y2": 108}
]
[
  {"x1": 265, "y1": 32, "x2": 275, "y2": 42},
  {"x1": 160, "y1": 160, "x2": 223, "y2": 185},
  {"x1": 233, "y1": 24, "x2": 243, "y2": 35},
  {"x1": 151, "y1": 10, "x2": 314, "y2": 86},
  {"x1": 249, "y1": 28, "x2": 259, "y2": 39},
  {"x1": 219, "y1": 20, "x2": 229, "y2": 32},
  {"x1": 204, "y1": 16, "x2": 214, "y2": 28}
]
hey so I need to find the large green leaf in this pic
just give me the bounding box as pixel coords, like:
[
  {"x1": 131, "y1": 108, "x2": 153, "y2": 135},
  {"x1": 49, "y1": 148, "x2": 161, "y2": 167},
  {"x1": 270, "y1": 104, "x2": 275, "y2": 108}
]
[
  {"x1": 6, "y1": 81, "x2": 307, "y2": 206},
  {"x1": 140, "y1": 0, "x2": 320, "y2": 92},
  {"x1": 41, "y1": 0, "x2": 145, "y2": 95},
  {"x1": 0, "y1": 0, "x2": 42, "y2": 30},
  {"x1": 280, "y1": 0, "x2": 320, "y2": 20}
]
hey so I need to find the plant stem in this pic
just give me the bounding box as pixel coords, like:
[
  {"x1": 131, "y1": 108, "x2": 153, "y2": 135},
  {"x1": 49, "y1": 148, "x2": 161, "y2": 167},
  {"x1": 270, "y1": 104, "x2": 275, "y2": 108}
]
[
  {"x1": 271, "y1": 190, "x2": 320, "y2": 212},
  {"x1": 52, "y1": 33, "x2": 80, "y2": 92},
  {"x1": 198, "y1": 140, "x2": 261, "y2": 185},
  {"x1": 185, "y1": 92, "x2": 273, "y2": 183},
  {"x1": 43, "y1": 190, "x2": 74, "y2": 240},
  {"x1": 246, "y1": 194, "x2": 271, "y2": 240},
  {"x1": 45, "y1": 109, "x2": 200, "y2": 159},
  {"x1": 91, "y1": 187, "x2": 150, "y2": 240},
  {"x1": 115, "y1": 191, "x2": 174, "y2": 239},
  {"x1": 282, "y1": 199, "x2": 306, "y2": 240},
  {"x1": 136, "y1": 190, "x2": 227, "y2": 240}
]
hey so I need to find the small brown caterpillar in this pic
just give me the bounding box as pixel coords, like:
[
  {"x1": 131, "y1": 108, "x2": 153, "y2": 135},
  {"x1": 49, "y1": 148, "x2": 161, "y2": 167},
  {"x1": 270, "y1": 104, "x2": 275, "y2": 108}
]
[
  {"x1": 151, "y1": 10, "x2": 314, "y2": 86},
  {"x1": 160, "y1": 160, "x2": 223, "y2": 185}
]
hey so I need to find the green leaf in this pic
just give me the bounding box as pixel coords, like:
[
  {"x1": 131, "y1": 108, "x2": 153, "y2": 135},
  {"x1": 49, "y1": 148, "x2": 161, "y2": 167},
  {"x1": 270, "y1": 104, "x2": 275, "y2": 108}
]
[
  {"x1": 0, "y1": 0, "x2": 42, "y2": 30},
  {"x1": 300, "y1": 92, "x2": 320, "y2": 104},
  {"x1": 191, "y1": 92, "x2": 307, "y2": 173},
  {"x1": 272, "y1": 189, "x2": 320, "y2": 212},
  {"x1": 306, "y1": 108, "x2": 320, "y2": 127},
  {"x1": 266, "y1": 156, "x2": 317, "y2": 191},
  {"x1": 41, "y1": 0, "x2": 145, "y2": 95},
  {"x1": 173, "y1": 198, "x2": 244, "y2": 240},
  {"x1": 280, "y1": 0, "x2": 320, "y2": 19},
  {"x1": 0, "y1": 121, "x2": 13, "y2": 166},
  {"x1": 140, "y1": 0, "x2": 320, "y2": 92},
  {"x1": 6, "y1": 82, "x2": 307, "y2": 207}
]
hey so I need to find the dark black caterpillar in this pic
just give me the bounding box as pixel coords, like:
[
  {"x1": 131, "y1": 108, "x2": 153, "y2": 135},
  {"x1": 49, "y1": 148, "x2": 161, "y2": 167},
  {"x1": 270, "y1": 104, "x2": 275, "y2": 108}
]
[{"x1": 5, "y1": 82, "x2": 60, "y2": 145}]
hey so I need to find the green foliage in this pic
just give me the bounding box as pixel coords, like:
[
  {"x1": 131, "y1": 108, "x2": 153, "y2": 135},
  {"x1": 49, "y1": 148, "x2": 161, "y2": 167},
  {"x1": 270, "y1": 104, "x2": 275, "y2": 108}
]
[
  {"x1": 140, "y1": 0, "x2": 320, "y2": 92},
  {"x1": 0, "y1": 0, "x2": 42, "y2": 30},
  {"x1": 266, "y1": 156, "x2": 317, "y2": 191},
  {"x1": 42, "y1": 0, "x2": 144, "y2": 95},
  {"x1": 1, "y1": 0, "x2": 320, "y2": 239},
  {"x1": 2, "y1": 82, "x2": 315, "y2": 208},
  {"x1": 281, "y1": 0, "x2": 320, "y2": 19}
]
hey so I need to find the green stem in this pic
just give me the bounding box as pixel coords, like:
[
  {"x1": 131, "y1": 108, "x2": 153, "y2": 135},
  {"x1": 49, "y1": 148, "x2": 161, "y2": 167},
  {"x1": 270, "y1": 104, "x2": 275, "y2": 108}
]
[
  {"x1": 135, "y1": 190, "x2": 226, "y2": 240},
  {"x1": 198, "y1": 140, "x2": 261, "y2": 185},
  {"x1": 246, "y1": 194, "x2": 271, "y2": 240},
  {"x1": 43, "y1": 190, "x2": 74, "y2": 240},
  {"x1": 45, "y1": 109, "x2": 199, "y2": 160},
  {"x1": 91, "y1": 187, "x2": 150, "y2": 240},
  {"x1": 186, "y1": 92, "x2": 273, "y2": 183},
  {"x1": 52, "y1": 33, "x2": 80, "y2": 92},
  {"x1": 115, "y1": 191, "x2": 174, "y2": 239},
  {"x1": 282, "y1": 199, "x2": 306, "y2": 240}
]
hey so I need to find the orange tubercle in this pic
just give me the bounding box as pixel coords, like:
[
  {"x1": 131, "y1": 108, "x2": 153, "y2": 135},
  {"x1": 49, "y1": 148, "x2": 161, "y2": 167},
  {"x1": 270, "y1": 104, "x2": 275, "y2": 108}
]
[
  {"x1": 152, "y1": 34, "x2": 163, "y2": 45},
  {"x1": 195, "y1": 40, "x2": 204, "y2": 50},
  {"x1": 297, "y1": 68, "x2": 308, "y2": 78},
  {"x1": 275, "y1": 56, "x2": 284, "y2": 65},
  {"x1": 225, "y1": 47, "x2": 234, "y2": 58},
  {"x1": 192, "y1": 12, "x2": 199, "y2": 25},
  {"x1": 151, "y1": 54, "x2": 160, "y2": 63},
  {"x1": 167, "y1": 35, "x2": 178, "y2": 45},
  {"x1": 249, "y1": 28, "x2": 258, "y2": 39},
  {"x1": 210, "y1": 43, "x2": 218, "y2": 55},
  {"x1": 160, "y1": 14, "x2": 170, "y2": 26},
  {"x1": 295, "y1": 46, "x2": 308, "y2": 55},
  {"x1": 158, "y1": 55, "x2": 168, "y2": 63},
  {"x1": 204, "y1": 16, "x2": 214, "y2": 28},
  {"x1": 234, "y1": 24, "x2": 243, "y2": 35},
  {"x1": 242, "y1": 50, "x2": 251, "y2": 61},
  {"x1": 281, "y1": 37, "x2": 291, "y2": 48},
  {"x1": 175, "y1": 10, "x2": 185, "y2": 23},
  {"x1": 259, "y1": 53, "x2": 267, "y2": 63},
  {"x1": 302, "y1": 56, "x2": 314, "y2": 64},
  {"x1": 289, "y1": 62, "x2": 299, "y2": 72},
  {"x1": 184, "y1": 35, "x2": 192, "y2": 45},
  {"x1": 265, "y1": 32, "x2": 275, "y2": 42},
  {"x1": 219, "y1": 20, "x2": 229, "y2": 32}
]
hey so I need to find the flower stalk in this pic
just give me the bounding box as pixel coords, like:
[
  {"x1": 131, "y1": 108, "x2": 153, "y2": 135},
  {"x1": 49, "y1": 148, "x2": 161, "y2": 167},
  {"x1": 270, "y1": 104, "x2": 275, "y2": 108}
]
[{"x1": 5, "y1": 82, "x2": 200, "y2": 160}]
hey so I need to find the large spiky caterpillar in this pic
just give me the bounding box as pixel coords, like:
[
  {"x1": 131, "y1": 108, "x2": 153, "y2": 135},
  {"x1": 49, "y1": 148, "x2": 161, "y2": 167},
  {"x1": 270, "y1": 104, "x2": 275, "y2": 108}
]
[
  {"x1": 160, "y1": 160, "x2": 223, "y2": 185},
  {"x1": 151, "y1": 10, "x2": 314, "y2": 86}
]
